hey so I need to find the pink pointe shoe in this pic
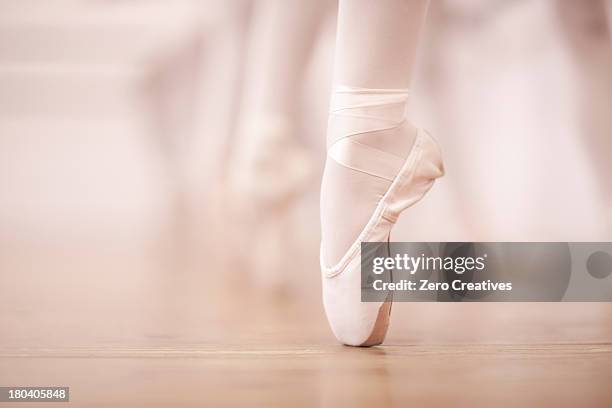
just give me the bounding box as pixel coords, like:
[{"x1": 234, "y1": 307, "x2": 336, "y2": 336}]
[{"x1": 320, "y1": 87, "x2": 444, "y2": 346}]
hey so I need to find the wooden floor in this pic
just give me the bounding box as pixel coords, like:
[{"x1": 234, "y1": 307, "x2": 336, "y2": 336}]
[{"x1": 2, "y1": 301, "x2": 612, "y2": 407}]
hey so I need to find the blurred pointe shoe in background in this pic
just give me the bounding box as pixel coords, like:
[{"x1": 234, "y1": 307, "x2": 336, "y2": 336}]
[
  {"x1": 229, "y1": 115, "x2": 313, "y2": 213},
  {"x1": 226, "y1": 115, "x2": 314, "y2": 294}
]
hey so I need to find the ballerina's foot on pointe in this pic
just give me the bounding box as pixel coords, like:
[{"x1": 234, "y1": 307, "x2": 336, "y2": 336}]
[{"x1": 320, "y1": 86, "x2": 444, "y2": 346}]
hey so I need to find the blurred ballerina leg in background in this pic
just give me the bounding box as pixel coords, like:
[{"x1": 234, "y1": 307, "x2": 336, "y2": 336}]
[
  {"x1": 554, "y1": 0, "x2": 612, "y2": 235},
  {"x1": 224, "y1": 0, "x2": 333, "y2": 294}
]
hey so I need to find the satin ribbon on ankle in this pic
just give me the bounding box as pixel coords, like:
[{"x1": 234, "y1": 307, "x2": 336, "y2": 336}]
[{"x1": 327, "y1": 86, "x2": 410, "y2": 182}]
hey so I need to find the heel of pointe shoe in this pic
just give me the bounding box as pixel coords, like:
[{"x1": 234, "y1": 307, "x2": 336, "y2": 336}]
[
  {"x1": 418, "y1": 129, "x2": 445, "y2": 179},
  {"x1": 384, "y1": 129, "x2": 444, "y2": 221}
]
